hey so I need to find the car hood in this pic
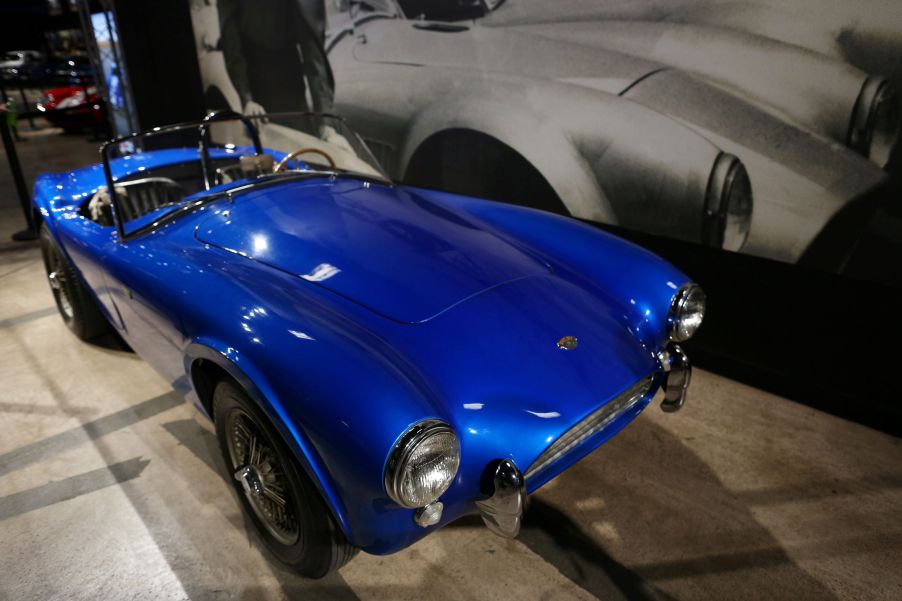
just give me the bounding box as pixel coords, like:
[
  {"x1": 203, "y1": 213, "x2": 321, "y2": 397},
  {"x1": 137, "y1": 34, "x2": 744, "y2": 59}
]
[
  {"x1": 351, "y1": 18, "x2": 660, "y2": 95},
  {"x1": 391, "y1": 270, "x2": 661, "y2": 491},
  {"x1": 195, "y1": 178, "x2": 551, "y2": 323}
]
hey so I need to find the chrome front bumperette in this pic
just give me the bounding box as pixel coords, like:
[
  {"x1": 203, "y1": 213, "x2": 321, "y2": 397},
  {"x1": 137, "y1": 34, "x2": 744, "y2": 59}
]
[
  {"x1": 659, "y1": 344, "x2": 691, "y2": 412},
  {"x1": 475, "y1": 459, "x2": 527, "y2": 538}
]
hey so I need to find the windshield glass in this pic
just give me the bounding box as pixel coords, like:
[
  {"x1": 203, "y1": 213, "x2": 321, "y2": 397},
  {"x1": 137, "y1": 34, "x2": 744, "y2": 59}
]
[{"x1": 100, "y1": 112, "x2": 389, "y2": 237}]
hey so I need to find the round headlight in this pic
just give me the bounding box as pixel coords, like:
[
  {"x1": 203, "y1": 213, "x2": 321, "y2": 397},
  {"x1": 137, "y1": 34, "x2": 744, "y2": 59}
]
[
  {"x1": 849, "y1": 77, "x2": 900, "y2": 169},
  {"x1": 669, "y1": 283, "x2": 706, "y2": 342},
  {"x1": 704, "y1": 154, "x2": 752, "y2": 252},
  {"x1": 384, "y1": 420, "x2": 460, "y2": 509}
]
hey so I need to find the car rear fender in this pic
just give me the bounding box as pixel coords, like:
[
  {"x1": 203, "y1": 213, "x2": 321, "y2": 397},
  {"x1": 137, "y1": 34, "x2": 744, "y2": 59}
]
[
  {"x1": 183, "y1": 339, "x2": 353, "y2": 540},
  {"x1": 31, "y1": 172, "x2": 67, "y2": 238}
]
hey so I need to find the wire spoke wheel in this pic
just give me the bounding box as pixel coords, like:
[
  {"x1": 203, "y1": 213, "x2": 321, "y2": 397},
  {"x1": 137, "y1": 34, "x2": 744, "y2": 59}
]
[
  {"x1": 213, "y1": 380, "x2": 358, "y2": 576},
  {"x1": 47, "y1": 247, "x2": 73, "y2": 320},
  {"x1": 226, "y1": 410, "x2": 300, "y2": 545}
]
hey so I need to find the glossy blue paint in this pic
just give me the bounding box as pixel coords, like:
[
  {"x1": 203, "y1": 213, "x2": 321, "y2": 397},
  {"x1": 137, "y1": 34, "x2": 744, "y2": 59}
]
[
  {"x1": 33, "y1": 148, "x2": 692, "y2": 555},
  {"x1": 195, "y1": 179, "x2": 551, "y2": 323}
]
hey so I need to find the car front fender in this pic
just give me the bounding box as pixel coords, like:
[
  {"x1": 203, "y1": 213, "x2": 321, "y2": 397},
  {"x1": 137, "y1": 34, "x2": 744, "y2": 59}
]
[
  {"x1": 519, "y1": 20, "x2": 872, "y2": 146},
  {"x1": 398, "y1": 94, "x2": 612, "y2": 222},
  {"x1": 172, "y1": 247, "x2": 479, "y2": 553},
  {"x1": 396, "y1": 76, "x2": 726, "y2": 246},
  {"x1": 182, "y1": 339, "x2": 354, "y2": 540}
]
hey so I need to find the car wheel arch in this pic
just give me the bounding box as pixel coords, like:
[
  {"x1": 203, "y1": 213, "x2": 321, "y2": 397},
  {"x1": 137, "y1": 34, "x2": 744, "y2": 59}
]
[
  {"x1": 183, "y1": 340, "x2": 354, "y2": 541},
  {"x1": 397, "y1": 102, "x2": 617, "y2": 223},
  {"x1": 403, "y1": 127, "x2": 574, "y2": 216}
]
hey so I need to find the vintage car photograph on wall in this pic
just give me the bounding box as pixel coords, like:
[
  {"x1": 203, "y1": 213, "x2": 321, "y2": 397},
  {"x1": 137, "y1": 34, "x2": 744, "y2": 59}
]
[
  {"x1": 322, "y1": 0, "x2": 901, "y2": 278},
  {"x1": 190, "y1": 0, "x2": 902, "y2": 286},
  {"x1": 33, "y1": 111, "x2": 703, "y2": 576},
  {"x1": 4, "y1": 0, "x2": 902, "y2": 598}
]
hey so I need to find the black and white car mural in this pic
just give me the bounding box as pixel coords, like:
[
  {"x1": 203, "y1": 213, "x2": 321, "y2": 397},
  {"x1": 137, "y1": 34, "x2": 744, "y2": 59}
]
[
  {"x1": 191, "y1": 0, "x2": 901, "y2": 274},
  {"x1": 325, "y1": 0, "x2": 899, "y2": 269}
]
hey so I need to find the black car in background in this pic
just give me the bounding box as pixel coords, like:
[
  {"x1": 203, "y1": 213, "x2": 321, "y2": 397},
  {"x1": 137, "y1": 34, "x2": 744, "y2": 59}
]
[{"x1": 42, "y1": 55, "x2": 94, "y2": 85}]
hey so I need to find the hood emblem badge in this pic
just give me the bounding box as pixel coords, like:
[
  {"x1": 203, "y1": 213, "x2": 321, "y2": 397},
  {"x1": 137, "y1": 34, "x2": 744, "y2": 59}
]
[{"x1": 557, "y1": 336, "x2": 578, "y2": 351}]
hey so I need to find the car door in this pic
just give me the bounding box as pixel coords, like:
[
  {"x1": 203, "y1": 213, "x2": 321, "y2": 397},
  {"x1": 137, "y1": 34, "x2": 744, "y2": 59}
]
[
  {"x1": 53, "y1": 216, "x2": 125, "y2": 331},
  {"x1": 100, "y1": 234, "x2": 190, "y2": 385}
]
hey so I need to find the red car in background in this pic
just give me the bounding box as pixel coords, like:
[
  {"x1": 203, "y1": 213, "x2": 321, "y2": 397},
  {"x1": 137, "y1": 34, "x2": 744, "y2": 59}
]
[{"x1": 36, "y1": 85, "x2": 106, "y2": 132}]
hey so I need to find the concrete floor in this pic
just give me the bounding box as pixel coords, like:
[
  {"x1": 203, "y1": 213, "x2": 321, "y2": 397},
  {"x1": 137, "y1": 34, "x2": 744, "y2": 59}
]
[{"x1": 2, "y1": 123, "x2": 902, "y2": 601}]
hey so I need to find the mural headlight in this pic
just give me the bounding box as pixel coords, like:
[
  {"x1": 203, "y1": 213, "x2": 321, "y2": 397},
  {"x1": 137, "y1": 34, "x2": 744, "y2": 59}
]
[
  {"x1": 668, "y1": 283, "x2": 706, "y2": 342},
  {"x1": 850, "y1": 77, "x2": 900, "y2": 169},
  {"x1": 385, "y1": 420, "x2": 460, "y2": 509},
  {"x1": 704, "y1": 153, "x2": 752, "y2": 252}
]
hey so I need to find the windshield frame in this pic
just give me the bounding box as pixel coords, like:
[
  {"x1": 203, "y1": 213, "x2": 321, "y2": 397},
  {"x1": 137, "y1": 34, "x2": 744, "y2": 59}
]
[{"x1": 100, "y1": 110, "x2": 390, "y2": 241}]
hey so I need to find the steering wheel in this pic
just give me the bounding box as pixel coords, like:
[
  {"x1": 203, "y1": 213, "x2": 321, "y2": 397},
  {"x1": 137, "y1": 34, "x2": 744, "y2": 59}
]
[{"x1": 274, "y1": 148, "x2": 337, "y2": 173}]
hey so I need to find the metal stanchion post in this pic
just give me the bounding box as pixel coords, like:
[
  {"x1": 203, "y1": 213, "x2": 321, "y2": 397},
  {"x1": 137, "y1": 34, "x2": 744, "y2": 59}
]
[
  {"x1": 18, "y1": 82, "x2": 34, "y2": 129},
  {"x1": 1, "y1": 107, "x2": 37, "y2": 241}
]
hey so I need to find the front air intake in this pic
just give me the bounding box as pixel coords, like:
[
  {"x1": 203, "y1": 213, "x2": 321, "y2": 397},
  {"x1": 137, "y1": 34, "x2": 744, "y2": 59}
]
[{"x1": 525, "y1": 375, "x2": 654, "y2": 481}]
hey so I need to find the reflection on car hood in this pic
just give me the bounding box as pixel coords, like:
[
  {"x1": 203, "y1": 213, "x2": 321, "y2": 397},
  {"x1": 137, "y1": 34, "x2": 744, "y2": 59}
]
[{"x1": 196, "y1": 178, "x2": 551, "y2": 323}]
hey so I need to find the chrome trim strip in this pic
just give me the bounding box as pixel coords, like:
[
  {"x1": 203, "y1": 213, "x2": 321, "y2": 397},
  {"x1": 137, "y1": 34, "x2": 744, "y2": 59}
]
[{"x1": 524, "y1": 375, "x2": 654, "y2": 482}]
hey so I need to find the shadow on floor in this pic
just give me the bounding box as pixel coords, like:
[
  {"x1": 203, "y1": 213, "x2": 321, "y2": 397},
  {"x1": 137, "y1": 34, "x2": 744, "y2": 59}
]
[
  {"x1": 164, "y1": 416, "x2": 669, "y2": 600},
  {"x1": 0, "y1": 392, "x2": 181, "y2": 477},
  {"x1": 0, "y1": 457, "x2": 150, "y2": 521},
  {"x1": 158, "y1": 418, "x2": 364, "y2": 600},
  {"x1": 89, "y1": 329, "x2": 134, "y2": 353},
  {"x1": 527, "y1": 415, "x2": 847, "y2": 601},
  {"x1": 160, "y1": 412, "x2": 860, "y2": 600},
  {"x1": 521, "y1": 501, "x2": 678, "y2": 601}
]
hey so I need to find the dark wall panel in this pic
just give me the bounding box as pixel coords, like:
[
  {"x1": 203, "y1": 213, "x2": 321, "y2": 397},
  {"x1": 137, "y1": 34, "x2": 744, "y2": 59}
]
[
  {"x1": 113, "y1": 0, "x2": 204, "y2": 129},
  {"x1": 601, "y1": 223, "x2": 902, "y2": 436}
]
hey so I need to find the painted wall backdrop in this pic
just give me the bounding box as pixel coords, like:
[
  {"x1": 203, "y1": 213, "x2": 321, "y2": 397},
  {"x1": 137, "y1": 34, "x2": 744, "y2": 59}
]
[{"x1": 191, "y1": 0, "x2": 902, "y2": 287}]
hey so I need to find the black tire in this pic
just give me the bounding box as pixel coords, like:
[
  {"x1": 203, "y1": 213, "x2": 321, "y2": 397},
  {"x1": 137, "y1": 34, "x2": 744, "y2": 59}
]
[
  {"x1": 213, "y1": 379, "x2": 357, "y2": 577},
  {"x1": 40, "y1": 224, "x2": 112, "y2": 341}
]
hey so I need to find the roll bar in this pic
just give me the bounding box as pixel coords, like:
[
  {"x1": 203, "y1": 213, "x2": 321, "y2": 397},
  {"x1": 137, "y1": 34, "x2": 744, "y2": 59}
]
[{"x1": 99, "y1": 110, "x2": 263, "y2": 238}]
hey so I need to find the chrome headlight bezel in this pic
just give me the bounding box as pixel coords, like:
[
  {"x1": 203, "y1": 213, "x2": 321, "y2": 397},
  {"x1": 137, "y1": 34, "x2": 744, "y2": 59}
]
[
  {"x1": 849, "y1": 76, "x2": 900, "y2": 169},
  {"x1": 703, "y1": 153, "x2": 752, "y2": 252},
  {"x1": 668, "y1": 283, "x2": 706, "y2": 342},
  {"x1": 384, "y1": 419, "x2": 460, "y2": 509}
]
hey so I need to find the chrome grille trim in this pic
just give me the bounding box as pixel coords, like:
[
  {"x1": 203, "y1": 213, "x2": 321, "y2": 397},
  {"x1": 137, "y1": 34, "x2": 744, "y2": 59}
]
[{"x1": 525, "y1": 375, "x2": 654, "y2": 481}]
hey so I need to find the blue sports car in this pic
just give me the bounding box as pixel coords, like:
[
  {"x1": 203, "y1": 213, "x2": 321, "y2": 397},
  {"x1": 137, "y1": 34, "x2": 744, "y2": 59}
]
[{"x1": 33, "y1": 111, "x2": 703, "y2": 577}]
